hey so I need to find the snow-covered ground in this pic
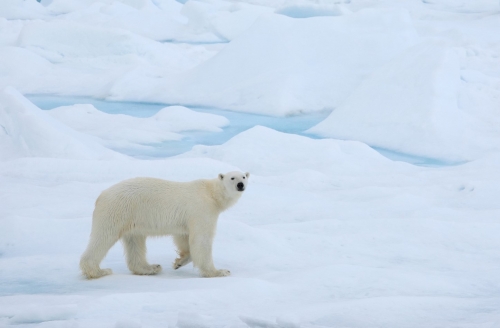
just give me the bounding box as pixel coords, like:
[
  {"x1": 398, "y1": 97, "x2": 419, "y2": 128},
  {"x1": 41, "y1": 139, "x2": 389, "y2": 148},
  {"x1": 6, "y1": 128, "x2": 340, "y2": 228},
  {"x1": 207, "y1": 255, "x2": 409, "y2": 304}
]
[{"x1": 1, "y1": 0, "x2": 500, "y2": 327}]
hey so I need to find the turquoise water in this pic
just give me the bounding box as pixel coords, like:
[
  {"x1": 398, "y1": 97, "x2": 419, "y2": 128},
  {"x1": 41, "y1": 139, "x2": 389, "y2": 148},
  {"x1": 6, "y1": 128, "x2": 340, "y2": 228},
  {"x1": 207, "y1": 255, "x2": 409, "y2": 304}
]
[
  {"x1": 27, "y1": 95, "x2": 461, "y2": 166},
  {"x1": 28, "y1": 95, "x2": 330, "y2": 158},
  {"x1": 371, "y1": 147, "x2": 465, "y2": 167}
]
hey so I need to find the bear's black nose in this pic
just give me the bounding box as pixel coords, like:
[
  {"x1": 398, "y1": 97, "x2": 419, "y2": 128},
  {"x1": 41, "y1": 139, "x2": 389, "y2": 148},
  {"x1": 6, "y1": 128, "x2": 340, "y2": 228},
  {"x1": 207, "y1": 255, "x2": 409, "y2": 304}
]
[{"x1": 237, "y1": 182, "x2": 244, "y2": 191}]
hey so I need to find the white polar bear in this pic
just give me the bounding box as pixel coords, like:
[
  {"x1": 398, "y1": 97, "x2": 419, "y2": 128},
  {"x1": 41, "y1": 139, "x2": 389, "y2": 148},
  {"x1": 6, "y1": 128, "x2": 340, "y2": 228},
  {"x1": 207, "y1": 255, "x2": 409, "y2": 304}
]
[{"x1": 80, "y1": 171, "x2": 249, "y2": 279}]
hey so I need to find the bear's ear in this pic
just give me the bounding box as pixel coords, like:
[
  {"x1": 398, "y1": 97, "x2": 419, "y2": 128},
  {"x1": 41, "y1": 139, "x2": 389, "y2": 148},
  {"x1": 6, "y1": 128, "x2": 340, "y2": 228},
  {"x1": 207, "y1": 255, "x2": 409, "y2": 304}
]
[
  {"x1": 218, "y1": 173, "x2": 224, "y2": 180},
  {"x1": 245, "y1": 172, "x2": 250, "y2": 178}
]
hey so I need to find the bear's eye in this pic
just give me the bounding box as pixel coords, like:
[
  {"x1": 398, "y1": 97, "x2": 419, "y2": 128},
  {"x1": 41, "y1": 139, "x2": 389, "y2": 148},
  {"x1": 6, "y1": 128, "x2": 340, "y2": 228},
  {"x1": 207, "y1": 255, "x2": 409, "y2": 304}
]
[
  {"x1": 243, "y1": 176, "x2": 245, "y2": 179},
  {"x1": 231, "y1": 177, "x2": 235, "y2": 180}
]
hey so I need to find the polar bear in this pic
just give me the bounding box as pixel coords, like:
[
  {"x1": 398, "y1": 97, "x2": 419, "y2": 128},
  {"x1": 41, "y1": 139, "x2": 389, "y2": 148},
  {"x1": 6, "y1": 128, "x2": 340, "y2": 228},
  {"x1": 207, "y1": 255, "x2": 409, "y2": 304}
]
[{"x1": 80, "y1": 171, "x2": 249, "y2": 279}]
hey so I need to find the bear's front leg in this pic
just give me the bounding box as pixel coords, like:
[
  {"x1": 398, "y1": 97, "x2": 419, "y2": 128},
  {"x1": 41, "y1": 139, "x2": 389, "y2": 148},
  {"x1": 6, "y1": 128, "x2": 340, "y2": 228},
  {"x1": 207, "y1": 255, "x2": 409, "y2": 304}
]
[{"x1": 189, "y1": 233, "x2": 230, "y2": 278}]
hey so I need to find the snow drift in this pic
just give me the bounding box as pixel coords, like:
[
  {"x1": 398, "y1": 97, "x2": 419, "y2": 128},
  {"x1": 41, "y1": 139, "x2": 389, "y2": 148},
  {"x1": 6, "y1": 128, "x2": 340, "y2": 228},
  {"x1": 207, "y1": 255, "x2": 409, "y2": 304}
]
[
  {"x1": 309, "y1": 42, "x2": 493, "y2": 162},
  {"x1": 180, "y1": 125, "x2": 396, "y2": 176},
  {"x1": 0, "y1": 87, "x2": 123, "y2": 160},
  {"x1": 48, "y1": 104, "x2": 229, "y2": 149},
  {"x1": 152, "y1": 8, "x2": 419, "y2": 115},
  {"x1": 275, "y1": 0, "x2": 349, "y2": 18}
]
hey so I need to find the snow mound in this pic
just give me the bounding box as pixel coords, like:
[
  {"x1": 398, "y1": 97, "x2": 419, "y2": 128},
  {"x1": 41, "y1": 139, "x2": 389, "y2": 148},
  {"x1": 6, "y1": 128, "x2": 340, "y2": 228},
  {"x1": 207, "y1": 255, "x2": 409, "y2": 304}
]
[
  {"x1": 18, "y1": 20, "x2": 164, "y2": 62},
  {"x1": 58, "y1": 1, "x2": 185, "y2": 41},
  {"x1": 152, "y1": 105, "x2": 229, "y2": 132},
  {"x1": 0, "y1": 19, "x2": 24, "y2": 47},
  {"x1": 275, "y1": 0, "x2": 348, "y2": 18},
  {"x1": 9, "y1": 305, "x2": 76, "y2": 325},
  {"x1": 114, "y1": 319, "x2": 141, "y2": 328},
  {"x1": 48, "y1": 104, "x2": 181, "y2": 148},
  {"x1": 0, "y1": 87, "x2": 123, "y2": 160},
  {"x1": 0, "y1": 0, "x2": 48, "y2": 20},
  {"x1": 0, "y1": 47, "x2": 54, "y2": 92},
  {"x1": 10, "y1": 18, "x2": 216, "y2": 97},
  {"x1": 421, "y1": 0, "x2": 499, "y2": 13},
  {"x1": 48, "y1": 104, "x2": 229, "y2": 149},
  {"x1": 155, "y1": 8, "x2": 418, "y2": 115},
  {"x1": 204, "y1": 2, "x2": 276, "y2": 41},
  {"x1": 41, "y1": 0, "x2": 164, "y2": 14},
  {"x1": 181, "y1": 125, "x2": 392, "y2": 176},
  {"x1": 308, "y1": 42, "x2": 489, "y2": 162}
]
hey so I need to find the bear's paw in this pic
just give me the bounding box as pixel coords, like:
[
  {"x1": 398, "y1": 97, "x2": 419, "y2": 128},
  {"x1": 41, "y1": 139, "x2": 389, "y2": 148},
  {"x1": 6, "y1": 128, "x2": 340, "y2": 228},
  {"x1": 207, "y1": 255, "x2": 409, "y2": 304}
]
[
  {"x1": 202, "y1": 269, "x2": 231, "y2": 278},
  {"x1": 132, "y1": 264, "x2": 162, "y2": 275}
]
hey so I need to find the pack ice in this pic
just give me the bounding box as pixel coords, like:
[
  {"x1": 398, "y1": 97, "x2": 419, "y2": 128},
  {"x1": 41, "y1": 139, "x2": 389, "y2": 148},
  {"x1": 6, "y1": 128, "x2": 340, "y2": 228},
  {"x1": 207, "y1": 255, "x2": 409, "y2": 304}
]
[{"x1": 1, "y1": 0, "x2": 500, "y2": 327}]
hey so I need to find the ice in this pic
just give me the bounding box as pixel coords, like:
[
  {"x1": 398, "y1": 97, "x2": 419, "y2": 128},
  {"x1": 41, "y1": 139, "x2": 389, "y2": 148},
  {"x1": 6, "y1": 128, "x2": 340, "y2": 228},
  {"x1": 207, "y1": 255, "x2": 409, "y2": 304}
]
[
  {"x1": 0, "y1": 47, "x2": 54, "y2": 93},
  {"x1": 180, "y1": 126, "x2": 399, "y2": 176},
  {"x1": 0, "y1": 87, "x2": 123, "y2": 160},
  {"x1": 114, "y1": 318, "x2": 142, "y2": 328},
  {"x1": 309, "y1": 41, "x2": 499, "y2": 162},
  {"x1": 47, "y1": 104, "x2": 228, "y2": 151},
  {"x1": 2, "y1": 0, "x2": 500, "y2": 327},
  {"x1": 171, "y1": 0, "x2": 275, "y2": 43},
  {"x1": 19, "y1": 20, "x2": 173, "y2": 63},
  {"x1": 458, "y1": 45, "x2": 500, "y2": 127},
  {"x1": 239, "y1": 315, "x2": 280, "y2": 328},
  {"x1": 29, "y1": 95, "x2": 330, "y2": 158},
  {"x1": 58, "y1": 1, "x2": 186, "y2": 41},
  {"x1": 151, "y1": 105, "x2": 229, "y2": 132},
  {"x1": 2, "y1": 12, "x2": 216, "y2": 97},
  {"x1": 176, "y1": 312, "x2": 212, "y2": 328},
  {"x1": 421, "y1": 0, "x2": 499, "y2": 13},
  {"x1": 8, "y1": 305, "x2": 77, "y2": 325},
  {"x1": 2, "y1": 138, "x2": 500, "y2": 326},
  {"x1": 275, "y1": 0, "x2": 349, "y2": 18},
  {"x1": 0, "y1": 19, "x2": 24, "y2": 47},
  {"x1": 152, "y1": 8, "x2": 419, "y2": 115},
  {"x1": 2, "y1": 133, "x2": 500, "y2": 327},
  {"x1": 0, "y1": 0, "x2": 48, "y2": 20},
  {"x1": 201, "y1": 2, "x2": 275, "y2": 41}
]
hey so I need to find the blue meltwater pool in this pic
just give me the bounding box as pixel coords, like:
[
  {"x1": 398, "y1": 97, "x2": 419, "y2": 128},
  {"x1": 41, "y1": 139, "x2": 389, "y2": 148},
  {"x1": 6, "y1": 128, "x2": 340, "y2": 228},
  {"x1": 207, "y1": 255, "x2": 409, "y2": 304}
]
[
  {"x1": 28, "y1": 95, "x2": 461, "y2": 167},
  {"x1": 27, "y1": 95, "x2": 330, "y2": 158}
]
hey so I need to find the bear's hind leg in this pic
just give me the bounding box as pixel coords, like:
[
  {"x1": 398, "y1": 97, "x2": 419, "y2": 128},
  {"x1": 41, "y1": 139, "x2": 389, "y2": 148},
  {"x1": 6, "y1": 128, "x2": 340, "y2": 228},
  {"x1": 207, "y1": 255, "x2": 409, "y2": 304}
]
[
  {"x1": 80, "y1": 233, "x2": 118, "y2": 279},
  {"x1": 173, "y1": 234, "x2": 192, "y2": 270},
  {"x1": 122, "y1": 234, "x2": 162, "y2": 275}
]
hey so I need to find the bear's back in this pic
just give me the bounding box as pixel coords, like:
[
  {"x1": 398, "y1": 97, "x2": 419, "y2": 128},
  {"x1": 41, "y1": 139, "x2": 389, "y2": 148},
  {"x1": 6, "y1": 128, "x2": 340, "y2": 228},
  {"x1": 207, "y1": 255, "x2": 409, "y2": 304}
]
[
  {"x1": 93, "y1": 177, "x2": 219, "y2": 235},
  {"x1": 98, "y1": 177, "x2": 221, "y2": 214}
]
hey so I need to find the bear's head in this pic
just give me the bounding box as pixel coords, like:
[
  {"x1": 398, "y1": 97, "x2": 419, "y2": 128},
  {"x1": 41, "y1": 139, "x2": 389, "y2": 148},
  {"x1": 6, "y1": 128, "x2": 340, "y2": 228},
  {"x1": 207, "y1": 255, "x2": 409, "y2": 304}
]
[{"x1": 218, "y1": 171, "x2": 250, "y2": 195}]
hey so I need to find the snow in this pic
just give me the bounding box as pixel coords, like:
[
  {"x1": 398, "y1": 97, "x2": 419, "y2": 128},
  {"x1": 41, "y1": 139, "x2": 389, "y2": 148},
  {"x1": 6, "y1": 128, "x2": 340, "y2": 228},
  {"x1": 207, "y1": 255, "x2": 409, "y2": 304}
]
[
  {"x1": 420, "y1": 0, "x2": 500, "y2": 13},
  {"x1": 19, "y1": 20, "x2": 176, "y2": 63},
  {"x1": 48, "y1": 104, "x2": 229, "y2": 151},
  {"x1": 275, "y1": 0, "x2": 349, "y2": 18},
  {"x1": 0, "y1": 87, "x2": 123, "y2": 160},
  {"x1": 177, "y1": 0, "x2": 269, "y2": 42},
  {"x1": 0, "y1": 0, "x2": 48, "y2": 20},
  {"x1": 0, "y1": 19, "x2": 24, "y2": 47},
  {"x1": 2, "y1": 130, "x2": 500, "y2": 326},
  {"x1": 1, "y1": 7, "x2": 217, "y2": 96},
  {"x1": 308, "y1": 41, "x2": 499, "y2": 162},
  {"x1": 57, "y1": 1, "x2": 186, "y2": 41},
  {"x1": 0, "y1": 47, "x2": 55, "y2": 93},
  {"x1": 180, "y1": 125, "x2": 398, "y2": 176},
  {"x1": 151, "y1": 8, "x2": 419, "y2": 115},
  {"x1": 2, "y1": 0, "x2": 500, "y2": 327}
]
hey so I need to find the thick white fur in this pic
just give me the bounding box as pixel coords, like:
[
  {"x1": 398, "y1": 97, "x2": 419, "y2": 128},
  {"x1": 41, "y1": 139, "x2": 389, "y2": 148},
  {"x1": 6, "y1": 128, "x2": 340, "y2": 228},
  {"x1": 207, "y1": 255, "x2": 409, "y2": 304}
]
[{"x1": 80, "y1": 171, "x2": 249, "y2": 279}]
